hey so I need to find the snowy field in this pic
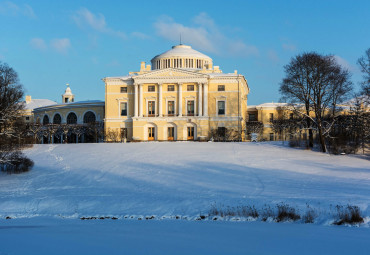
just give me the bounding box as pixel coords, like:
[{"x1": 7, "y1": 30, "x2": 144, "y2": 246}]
[{"x1": 0, "y1": 142, "x2": 369, "y2": 254}]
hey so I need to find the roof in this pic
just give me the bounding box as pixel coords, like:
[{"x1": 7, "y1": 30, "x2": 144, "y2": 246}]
[
  {"x1": 151, "y1": 44, "x2": 212, "y2": 61},
  {"x1": 32, "y1": 100, "x2": 105, "y2": 112},
  {"x1": 24, "y1": 99, "x2": 58, "y2": 110}
]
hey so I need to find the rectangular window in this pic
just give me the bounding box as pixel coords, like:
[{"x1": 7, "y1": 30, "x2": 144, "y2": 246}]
[
  {"x1": 168, "y1": 101, "x2": 175, "y2": 115},
  {"x1": 120, "y1": 128, "x2": 127, "y2": 139},
  {"x1": 187, "y1": 85, "x2": 194, "y2": 91},
  {"x1": 148, "y1": 85, "x2": 155, "y2": 92},
  {"x1": 120, "y1": 102, "x2": 127, "y2": 116},
  {"x1": 148, "y1": 127, "x2": 155, "y2": 140},
  {"x1": 120, "y1": 87, "x2": 127, "y2": 93},
  {"x1": 168, "y1": 85, "x2": 175, "y2": 91},
  {"x1": 217, "y1": 127, "x2": 226, "y2": 138},
  {"x1": 187, "y1": 127, "x2": 194, "y2": 140},
  {"x1": 269, "y1": 113, "x2": 274, "y2": 122},
  {"x1": 168, "y1": 127, "x2": 174, "y2": 141},
  {"x1": 218, "y1": 101, "x2": 225, "y2": 115},
  {"x1": 249, "y1": 114, "x2": 256, "y2": 121},
  {"x1": 148, "y1": 101, "x2": 155, "y2": 116},
  {"x1": 270, "y1": 133, "x2": 274, "y2": 141},
  {"x1": 218, "y1": 85, "x2": 225, "y2": 91},
  {"x1": 290, "y1": 113, "x2": 294, "y2": 119},
  {"x1": 187, "y1": 101, "x2": 194, "y2": 116},
  {"x1": 25, "y1": 116, "x2": 30, "y2": 121}
]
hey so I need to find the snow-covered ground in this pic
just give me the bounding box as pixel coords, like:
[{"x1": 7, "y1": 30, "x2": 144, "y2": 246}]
[{"x1": 0, "y1": 142, "x2": 369, "y2": 254}]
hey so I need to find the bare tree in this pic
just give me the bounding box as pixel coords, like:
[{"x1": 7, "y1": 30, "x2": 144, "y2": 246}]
[
  {"x1": 357, "y1": 48, "x2": 370, "y2": 102},
  {"x1": 280, "y1": 52, "x2": 352, "y2": 152},
  {"x1": 0, "y1": 62, "x2": 34, "y2": 173}
]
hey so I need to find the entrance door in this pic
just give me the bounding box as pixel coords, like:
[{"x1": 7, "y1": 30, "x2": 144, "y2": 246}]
[
  {"x1": 187, "y1": 127, "x2": 194, "y2": 140},
  {"x1": 148, "y1": 127, "x2": 155, "y2": 141},
  {"x1": 168, "y1": 127, "x2": 174, "y2": 141}
]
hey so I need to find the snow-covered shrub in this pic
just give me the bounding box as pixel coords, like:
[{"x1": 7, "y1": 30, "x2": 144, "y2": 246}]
[
  {"x1": 302, "y1": 205, "x2": 317, "y2": 223},
  {"x1": 333, "y1": 205, "x2": 364, "y2": 225},
  {"x1": 276, "y1": 203, "x2": 300, "y2": 222}
]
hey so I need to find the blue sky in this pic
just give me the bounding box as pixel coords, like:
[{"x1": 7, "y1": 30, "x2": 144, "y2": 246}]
[{"x1": 0, "y1": 0, "x2": 369, "y2": 105}]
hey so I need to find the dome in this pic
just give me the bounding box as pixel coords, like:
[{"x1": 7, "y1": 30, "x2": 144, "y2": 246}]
[
  {"x1": 63, "y1": 84, "x2": 73, "y2": 96},
  {"x1": 151, "y1": 44, "x2": 213, "y2": 70}
]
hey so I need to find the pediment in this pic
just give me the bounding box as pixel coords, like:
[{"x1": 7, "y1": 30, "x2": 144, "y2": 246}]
[{"x1": 133, "y1": 68, "x2": 208, "y2": 82}]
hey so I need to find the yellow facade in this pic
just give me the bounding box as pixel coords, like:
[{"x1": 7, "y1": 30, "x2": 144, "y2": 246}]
[{"x1": 103, "y1": 44, "x2": 249, "y2": 141}]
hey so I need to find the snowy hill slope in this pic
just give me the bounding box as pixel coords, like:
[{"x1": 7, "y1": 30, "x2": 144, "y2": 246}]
[{"x1": 0, "y1": 142, "x2": 369, "y2": 222}]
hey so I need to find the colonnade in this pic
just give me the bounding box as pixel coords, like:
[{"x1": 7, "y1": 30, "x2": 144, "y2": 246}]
[{"x1": 133, "y1": 82, "x2": 208, "y2": 118}]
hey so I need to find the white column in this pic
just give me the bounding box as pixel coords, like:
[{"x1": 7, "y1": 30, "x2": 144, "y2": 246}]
[
  {"x1": 198, "y1": 83, "x2": 203, "y2": 116},
  {"x1": 203, "y1": 83, "x2": 208, "y2": 116},
  {"x1": 178, "y1": 83, "x2": 183, "y2": 117},
  {"x1": 158, "y1": 83, "x2": 163, "y2": 117},
  {"x1": 139, "y1": 84, "x2": 143, "y2": 117},
  {"x1": 134, "y1": 83, "x2": 139, "y2": 117}
]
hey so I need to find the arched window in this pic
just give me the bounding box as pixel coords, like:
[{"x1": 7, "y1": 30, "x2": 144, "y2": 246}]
[
  {"x1": 67, "y1": 112, "x2": 77, "y2": 124},
  {"x1": 53, "y1": 114, "x2": 61, "y2": 124},
  {"x1": 43, "y1": 115, "x2": 49, "y2": 125},
  {"x1": 83, "y1": 111, "x2": 96, "y2": 123}
]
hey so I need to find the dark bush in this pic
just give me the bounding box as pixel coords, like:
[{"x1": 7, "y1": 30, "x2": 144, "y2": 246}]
[
  {"x1": 276, "y1": 203, "x2": 300, "y2": 222},
  {"x1": 333, "y1": 205, "x2": 364, "y2": 225}
]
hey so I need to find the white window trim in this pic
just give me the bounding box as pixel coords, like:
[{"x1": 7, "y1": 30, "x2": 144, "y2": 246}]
[
  {"x1": 145, "y1": 96, "x2": 157, "y2": 117},
  {"x1": 185, "y1": 96, "x2": 197, "y2": 116},
  {"x1": 117, "y1": 97, "x2": 129, "y2": 118},
  {"x1": 165, "y1": 96, "x2": 177, "y2": 116},
  {"x1": 216, "y1": 96, "x2": 227, "y2": 117}
]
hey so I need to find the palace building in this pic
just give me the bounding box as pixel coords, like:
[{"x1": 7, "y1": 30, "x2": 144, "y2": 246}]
[
  {"x1": 26, "y1": 44, "x2": 250, "y2": 143},
  {"x1": 103, "y1": 44, "x2": 249, "y2": 141}
]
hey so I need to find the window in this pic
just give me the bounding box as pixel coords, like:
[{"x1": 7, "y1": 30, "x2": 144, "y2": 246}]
[
  {"x1": 187, "y1": 100, "x2": 194, "y2": 116},
  {"x1": 218, "y1": 85, "x2": 225, "y2": 91},
  {"x1": 148, "y1": 101, "x2": 155, "y2": 116},
  {"x1": 120, "y1": 102, "x2": 127, "y2": 116},
  {"x1": 217, "y1": 127, "x2": 226, "y2": 138},
  {"x1": 148, "y1": 85, "x2": 155, "y2": 92},
  {"x1": 120, "y1": 128, "x2": 127, "y2": 139},
  {"x1": 67, "y1": 113, "x2": 77, "y2": 124},
  {"x1": 25, "y1": 116, "x2": 30, "y2": 121},
  {"x1": 43, "y1": 115, "x2": 49, "y2": 125},
  {"x1": 249, "y1": 113, "x2": 256, "y2": 121},
  {"x1": 65, "y1": 98, "x2": 69, "y2": 103},
  {"x1": 269, "y1": 113, "x2": 274, "y2": 122},
  {"x1": 148, "y1": 127, "x2": 155, "y2": 140},
  {"x1": 168, "y1": 101, "x2": 175, "y2": 115},
  {"x1": 168, "y1": 127, "x2": 174, "y2": 141},
  {"x1": 84, "y1": 111, "x2": 96, "y2": 123},
  {"x1": 270, "y1": 133, "x2": 274, "y2": 141},
  {"x1": 168, "y1": 85, "x2": 175, "y2": 91},
  {"x1": 187, "y1": 85, "x2": 194, "y2": 91},
  {"x1": 187, "y1": 127, "x2": 194, "y2": 140},
  {"x1": 290, "y1": 113, "x2": 294, "y2": 119},
  {"x1": 120, "y1": 87, "x2": 127, "y2": 93},
  {"x1": 53, "y1": 114, "x2": 61, "y2": 124},
  {"x1": 218, "y1": 101, "x2": 225, "y2": 115}
]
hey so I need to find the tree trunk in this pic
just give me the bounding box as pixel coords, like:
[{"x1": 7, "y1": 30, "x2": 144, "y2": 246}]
[{"x1": 317, "y1": 119, "x2": 327, "y2": 152}]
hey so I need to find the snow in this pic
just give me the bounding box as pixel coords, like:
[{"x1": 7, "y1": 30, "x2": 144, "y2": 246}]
[
  {"x1": 1, "y1": 218, "x2": 369, "y2": 255},
  {"x1": 0, "y1": 142, "x2": 369, "y2": 254},
  {"x1": 23, "y1": 99, "x2": 57, "y2": 110}
]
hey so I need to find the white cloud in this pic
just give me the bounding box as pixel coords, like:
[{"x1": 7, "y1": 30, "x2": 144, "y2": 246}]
[
  {"x1": 0, "y1": 1, "x2": 36, "y2": 18},
  {"x1": 267, "y1": 50, "x2": 279, "y2": 63},
  {"x1": 334, "y1": 55, "x2": 355, "y2": 71},
  {"x1": 72, "y1": 8, "x2": 126, "y2": 40},
  {"x1": 282, "y1": 43, "x2": 297, "y2": 52},
  {"x1": 131, "y1": 31, "x2": 150, "y2": 40},
  {"x1": 51, "y1": 38, "x2": 71, "y2": 54},
  {"x1": 30, "y1": 38, "x2": 47, "y2": 50},
  {"x1": 154, "y1": 13, "x2": 258, "y2": 58}
]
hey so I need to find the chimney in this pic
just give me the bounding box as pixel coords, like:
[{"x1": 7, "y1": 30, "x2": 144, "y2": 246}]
[
  {"x1": 140, "y1": 61, "x2": 146, "y2": 71},
  {"x1": 25, "y1": 95, "x2": 32, "y2": 103}
]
